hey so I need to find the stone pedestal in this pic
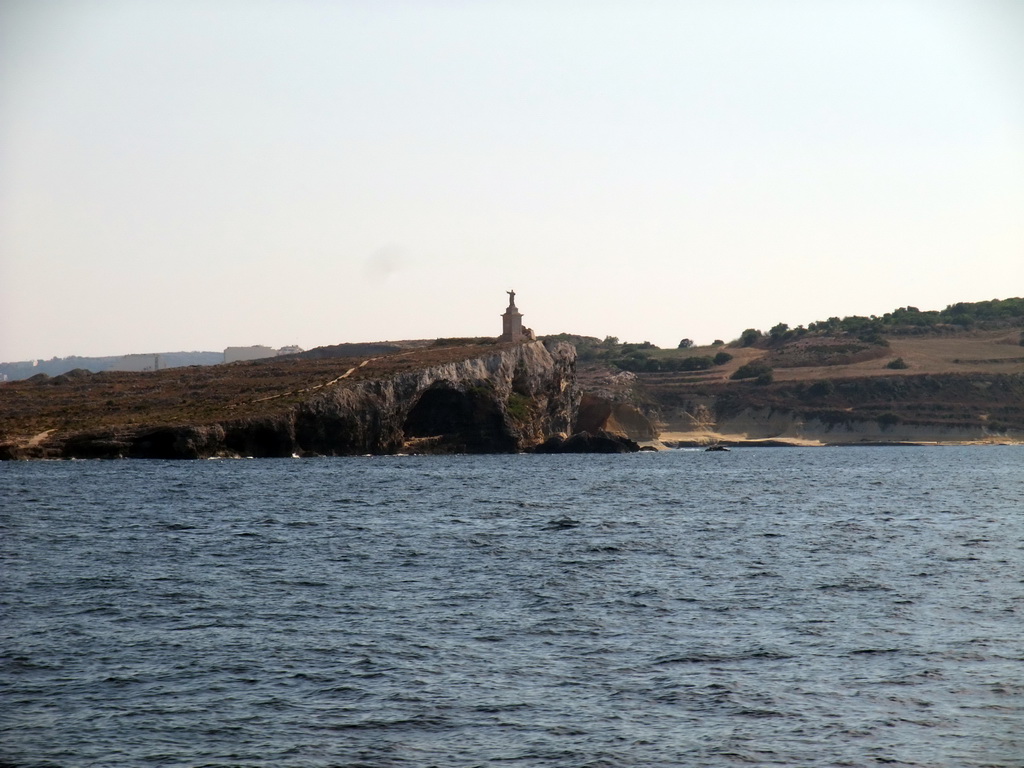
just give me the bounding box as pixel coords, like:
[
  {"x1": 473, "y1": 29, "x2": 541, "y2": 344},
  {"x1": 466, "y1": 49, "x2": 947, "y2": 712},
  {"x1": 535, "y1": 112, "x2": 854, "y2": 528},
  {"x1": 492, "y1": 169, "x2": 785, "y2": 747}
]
[{"x1": 500, "y1": 292, "x2": 523, "y2": 342}]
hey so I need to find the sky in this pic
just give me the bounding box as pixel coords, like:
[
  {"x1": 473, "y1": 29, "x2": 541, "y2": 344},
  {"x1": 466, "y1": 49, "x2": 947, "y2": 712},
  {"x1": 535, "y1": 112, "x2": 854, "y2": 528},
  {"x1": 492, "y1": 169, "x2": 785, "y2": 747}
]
[{"x1": 1, "y1": 0, "x2": 1022, "y2": 361}]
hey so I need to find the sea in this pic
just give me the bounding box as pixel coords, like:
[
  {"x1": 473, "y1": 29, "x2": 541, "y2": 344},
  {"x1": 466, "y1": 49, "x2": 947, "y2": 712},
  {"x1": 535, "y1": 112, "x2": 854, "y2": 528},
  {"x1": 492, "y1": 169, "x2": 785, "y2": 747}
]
[{"x1": 1, "y1": 447, "x2": 1022, "y2": 768}]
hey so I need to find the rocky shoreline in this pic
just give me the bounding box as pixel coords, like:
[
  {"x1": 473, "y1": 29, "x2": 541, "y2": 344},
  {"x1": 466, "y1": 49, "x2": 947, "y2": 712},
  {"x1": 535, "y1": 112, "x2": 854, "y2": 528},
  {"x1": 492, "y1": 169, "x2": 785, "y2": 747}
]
[{"x1": 4, "y1": 337, "x2": 1022, "y2": 459}]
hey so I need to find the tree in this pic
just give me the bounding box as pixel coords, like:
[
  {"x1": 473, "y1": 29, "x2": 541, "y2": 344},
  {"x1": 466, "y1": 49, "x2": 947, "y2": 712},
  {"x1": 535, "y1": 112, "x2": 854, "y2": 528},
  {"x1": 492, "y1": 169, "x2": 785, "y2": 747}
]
[
  {"x1": 739, "y1": 328, "x2": 763, "y2": 347},
  {"x1": 678, "y1": 338, "x2": 694, "y2": 349}
]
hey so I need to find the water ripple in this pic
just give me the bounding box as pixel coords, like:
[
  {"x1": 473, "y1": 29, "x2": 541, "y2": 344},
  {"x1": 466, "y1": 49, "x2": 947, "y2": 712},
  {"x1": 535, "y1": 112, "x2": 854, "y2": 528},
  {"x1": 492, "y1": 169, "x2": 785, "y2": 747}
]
[{"x1": 2, "y1": 447, "x2": 1023, "y2": 766}]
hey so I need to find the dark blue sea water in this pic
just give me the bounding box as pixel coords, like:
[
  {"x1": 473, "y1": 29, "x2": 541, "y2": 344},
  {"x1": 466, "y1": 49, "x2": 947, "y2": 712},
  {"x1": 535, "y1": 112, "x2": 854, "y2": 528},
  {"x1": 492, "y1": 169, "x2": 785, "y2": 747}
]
[{"x1": 2, "y1": 447, "x2": 1022, "y2": 767}]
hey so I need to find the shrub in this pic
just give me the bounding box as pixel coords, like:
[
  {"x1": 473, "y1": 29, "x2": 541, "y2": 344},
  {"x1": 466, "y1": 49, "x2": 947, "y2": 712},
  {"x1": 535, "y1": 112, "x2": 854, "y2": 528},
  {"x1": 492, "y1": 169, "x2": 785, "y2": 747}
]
[
  {"x1": 886, "y1": 357, "x2": 909, "y2": 369},
  {"x1": 679, "y1": 356, "x2": 714, "y2": 371},
  {"x1": 713, "y1": 351, "x2": 733, "y2": 366},
  {"x1": 755, "y1": 372, "x2": 774, "y2": 385},
  {"x1": 611, "y1": 352, "x2": 653, "y2": 372},
  {"x1": 731, "y1": 361, "x2": 773, "y2": 380}
]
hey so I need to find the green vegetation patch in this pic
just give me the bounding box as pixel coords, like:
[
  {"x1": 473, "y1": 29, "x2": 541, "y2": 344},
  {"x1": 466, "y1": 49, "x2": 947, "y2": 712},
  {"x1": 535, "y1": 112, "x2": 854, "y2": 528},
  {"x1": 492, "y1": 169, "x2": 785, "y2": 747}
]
[
  {"x1": 808, "y1": 298, "x2": 1024, "y2": 336},
  {"x1": 506, "y1": 392, "x2": 533, "y2": 422}
]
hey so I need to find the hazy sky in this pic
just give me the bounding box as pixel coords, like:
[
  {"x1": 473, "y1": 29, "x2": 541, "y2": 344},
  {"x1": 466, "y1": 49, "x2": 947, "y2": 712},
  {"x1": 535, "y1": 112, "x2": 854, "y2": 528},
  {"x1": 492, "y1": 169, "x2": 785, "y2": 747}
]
[{"x1": 2, "y1": 0, "x2": 1022, "y2": 361}]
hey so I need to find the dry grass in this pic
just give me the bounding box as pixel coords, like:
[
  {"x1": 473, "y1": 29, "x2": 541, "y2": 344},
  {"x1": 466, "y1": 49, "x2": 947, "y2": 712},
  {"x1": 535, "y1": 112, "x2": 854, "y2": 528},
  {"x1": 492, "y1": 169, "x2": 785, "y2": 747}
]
[
  {"x1": 636, "y1": 330, "x2": 1024, "y2": 386},
  {"x1": 766, "y1": 330, "x2": 1024, "y2": 382}
]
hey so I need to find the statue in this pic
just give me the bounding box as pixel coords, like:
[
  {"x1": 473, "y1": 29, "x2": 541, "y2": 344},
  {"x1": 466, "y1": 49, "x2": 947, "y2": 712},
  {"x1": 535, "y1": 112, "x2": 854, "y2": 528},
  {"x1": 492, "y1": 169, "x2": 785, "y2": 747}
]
[{"x1": 500, "y1": 289, "x2": 523, "y2": 342}]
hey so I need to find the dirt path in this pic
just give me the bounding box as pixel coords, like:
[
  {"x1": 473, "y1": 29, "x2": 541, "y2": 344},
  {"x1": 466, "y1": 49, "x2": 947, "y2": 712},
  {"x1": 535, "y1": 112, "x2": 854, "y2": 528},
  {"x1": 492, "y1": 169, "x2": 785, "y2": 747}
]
[{"x1": 246, "y1": 358, "x2": 379, "y2": 406}]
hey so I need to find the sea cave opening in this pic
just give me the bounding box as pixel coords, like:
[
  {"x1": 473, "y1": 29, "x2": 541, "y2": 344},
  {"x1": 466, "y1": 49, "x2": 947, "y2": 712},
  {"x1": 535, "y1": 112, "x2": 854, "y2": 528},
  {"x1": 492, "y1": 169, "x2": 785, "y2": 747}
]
[{"x1": 402, "y1": 384, "x2": 513, "y2": 452}]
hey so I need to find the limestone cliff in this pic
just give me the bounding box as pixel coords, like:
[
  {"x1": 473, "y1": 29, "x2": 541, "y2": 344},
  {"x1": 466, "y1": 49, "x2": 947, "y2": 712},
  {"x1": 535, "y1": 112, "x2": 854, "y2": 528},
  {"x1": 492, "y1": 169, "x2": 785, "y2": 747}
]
[
  {"x1": 2, "y1": 341, "x2": 578, "y2": 459},
  {"x1": 655, "y1": 382, "x2": 1024, "y2": 446}
]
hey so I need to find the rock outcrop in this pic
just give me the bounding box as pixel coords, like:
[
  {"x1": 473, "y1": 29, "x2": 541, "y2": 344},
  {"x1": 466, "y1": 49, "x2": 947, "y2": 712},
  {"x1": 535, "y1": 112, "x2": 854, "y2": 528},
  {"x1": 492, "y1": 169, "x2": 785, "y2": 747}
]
[
  {"x1": 534, "y1": 430, "x2": 640, "y2": 454},
  {"x1": 574, "y1": 392, "x2": 658, "y2": 443},
  {"x1": 2, "y1": 341, "x2": 578, "y2": 459}
]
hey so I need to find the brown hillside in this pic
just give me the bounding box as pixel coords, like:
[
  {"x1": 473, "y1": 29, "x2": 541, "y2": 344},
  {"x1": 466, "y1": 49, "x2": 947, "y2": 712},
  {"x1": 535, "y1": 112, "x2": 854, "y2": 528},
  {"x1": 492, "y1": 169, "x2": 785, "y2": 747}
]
[{"x1": 0, "y1": 342, "x2": 508, "y2": 447}]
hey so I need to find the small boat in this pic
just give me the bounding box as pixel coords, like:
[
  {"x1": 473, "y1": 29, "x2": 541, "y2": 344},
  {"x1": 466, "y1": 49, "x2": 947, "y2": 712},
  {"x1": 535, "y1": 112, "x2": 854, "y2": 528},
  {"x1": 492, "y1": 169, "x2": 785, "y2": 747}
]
[{"x1": 705, "y1": 444, "x2": 730, "y2": 452}]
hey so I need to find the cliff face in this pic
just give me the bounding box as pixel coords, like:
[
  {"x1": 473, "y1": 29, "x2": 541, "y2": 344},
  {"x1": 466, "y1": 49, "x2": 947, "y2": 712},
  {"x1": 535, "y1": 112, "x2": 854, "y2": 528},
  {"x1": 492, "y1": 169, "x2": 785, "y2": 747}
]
[{"x1": 4, "y1": 341, "x2": 578, "y2": 459}]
